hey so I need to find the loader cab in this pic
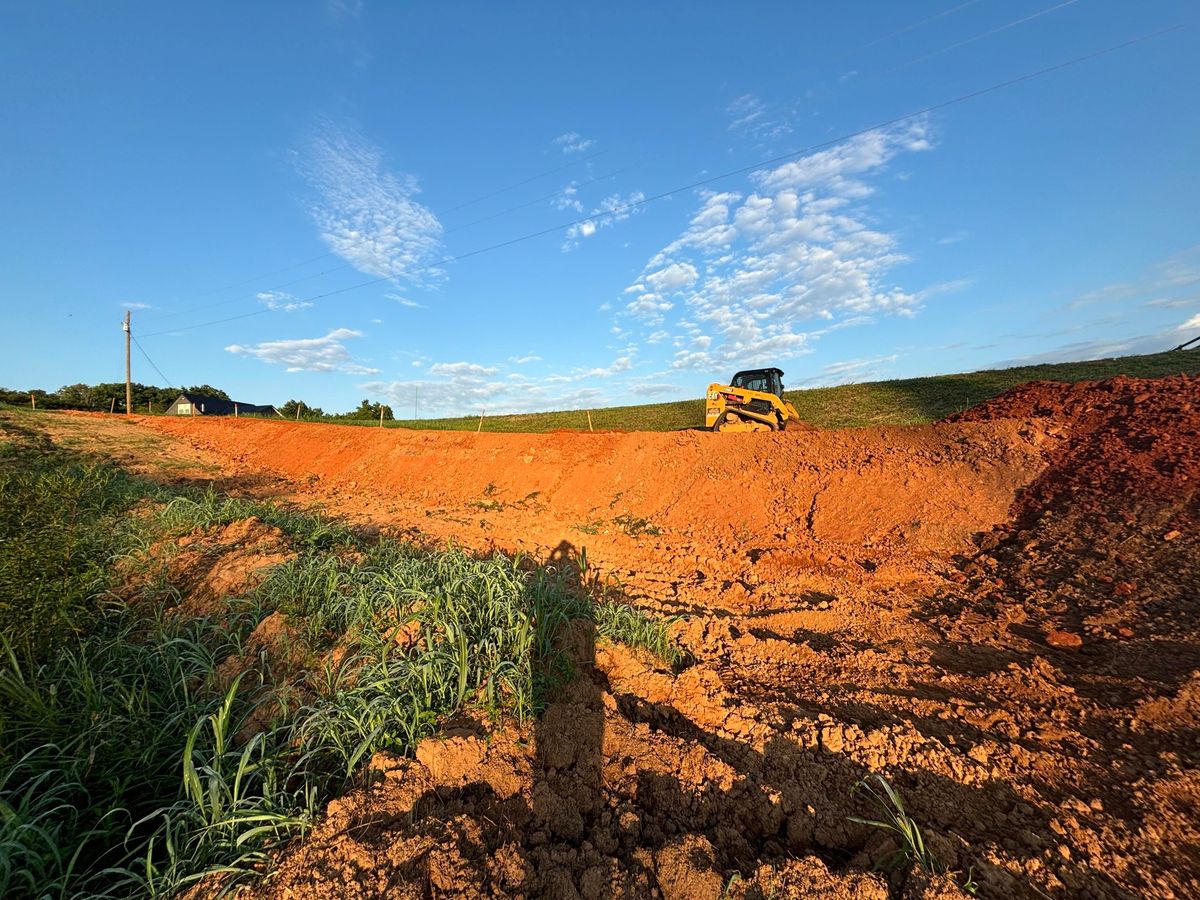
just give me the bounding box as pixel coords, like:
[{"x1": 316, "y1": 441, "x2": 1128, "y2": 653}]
[{"x1": 730, "y1": 368, "x2": 785, "y2": 397}]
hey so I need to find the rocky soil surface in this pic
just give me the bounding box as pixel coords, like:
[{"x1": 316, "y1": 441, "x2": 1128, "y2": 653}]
[{"x1": 121, "y1": 374, "x2": 1200, "y2": 898}]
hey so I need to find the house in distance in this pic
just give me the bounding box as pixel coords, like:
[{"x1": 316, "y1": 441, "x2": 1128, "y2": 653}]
[{"x1": 164, "y1": 391, "x2": 277, "y2": 417}]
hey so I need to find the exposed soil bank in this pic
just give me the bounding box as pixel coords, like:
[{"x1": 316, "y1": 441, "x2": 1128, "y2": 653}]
[{"x1": 122, "y1": 375, "x2": 1198, "y2": 898}]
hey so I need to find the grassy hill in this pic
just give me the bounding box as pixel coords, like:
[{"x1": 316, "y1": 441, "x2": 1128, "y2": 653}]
[{"x1": 383, "y1": 351, "x2": 1200, "y2": 433}]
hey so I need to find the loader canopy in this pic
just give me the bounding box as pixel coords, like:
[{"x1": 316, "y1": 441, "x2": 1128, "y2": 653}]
[{"x1": 730, "y1": 368, "x2": 785, "y2": 397}]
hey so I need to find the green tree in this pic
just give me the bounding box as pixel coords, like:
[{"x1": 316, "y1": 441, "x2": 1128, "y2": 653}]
[
  {"x1": 279, "y1": 399, "x2": 325, "y2": 419},
  {"x1": 346, "y1": 399, "x2": 393, "y2": 420},
  {"x1": 186, "y1": 384, "x2": 230, "y2": 400}
]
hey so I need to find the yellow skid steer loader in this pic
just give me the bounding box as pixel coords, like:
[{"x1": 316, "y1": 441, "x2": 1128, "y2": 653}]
[{"x1": 705, "y1": 367, "x2": 803, "y2": 432}]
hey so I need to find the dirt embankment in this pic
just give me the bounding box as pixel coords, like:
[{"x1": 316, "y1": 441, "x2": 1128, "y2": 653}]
[{"x1": 122, "y1": 375, "x2": 1199, "y2": 899}]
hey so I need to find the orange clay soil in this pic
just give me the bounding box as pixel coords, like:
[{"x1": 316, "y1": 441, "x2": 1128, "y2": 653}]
[{"x1": 116, "y1": 374, "x2": 1197, "y2": 899}]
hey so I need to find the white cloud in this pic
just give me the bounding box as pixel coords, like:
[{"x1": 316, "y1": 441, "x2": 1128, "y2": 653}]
[
  {"x1": 299, "y1": 120, "x2": 443, "y2": 282},
  {"x1": 793, "y1": 354, "x2": 900, "y2": 387},
  {"x1": 630, "y1": 382, "x2": 682, "y2": 397},
  {"x1": 362, "y1": 367, "x2": 610, "y2": 416},
  {"x1": 386, "y1": 292, "x2": 425, "y2": 308},
  {"x1": 428, "y1": 361, "x2": 498, "y2": 377},
  {"x1": 563, "y1": 191, "x2": 646, "y2": 250},
  {"x1": 1179, "y1": 313, "x2": 1200, "y2": 332},
  {"x1": 1068, "y1": 246, "x2": 1200, "y2": 310},
  {"x1": 552, "y1": 132, "x2": 595, "y2": 154},
  {"x1": 615, "y1": 120, "x2": 933, "y2": 372},
  {"x1": 727, "y1": 93, "x2": 792, "y2": 143},
  {"x1": 226, "y1": 328, "x2": 378, "y2": 374},
  {"x1": 255, "y1": 290, "x2": 313, "y2": 313},
  {"x1": 555, "y1": 183, "x2": 584, "y2": 212},
  {"x1": 644, "y1": 261, "x2": 698, "y2": 294},
  {"x1": 326, "y1": 0, "x2": 362, "y2": 19},
  {"x1": 121, "y1": 301, "x2": 152, "y2": 310},
  {"x1": 508, "y1": 354, "x2": 542, "y2": 365}
]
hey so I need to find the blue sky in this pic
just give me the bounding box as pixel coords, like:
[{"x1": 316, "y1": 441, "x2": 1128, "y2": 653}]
[{"x1": 2, "y1": 1, "x2": 1197, "y2": 416}]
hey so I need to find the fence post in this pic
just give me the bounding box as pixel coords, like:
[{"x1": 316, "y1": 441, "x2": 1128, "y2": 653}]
[
  {"x1": 477, "y1": 409, "x2": 485, "y2": 433},
  {"x1": 234, "y1": 403, "x2": 239, "y2": 417},
  {"x1": 587, "y1": 409, "x2": 593, "y2": 432},
  {"x1": 29, "y1": 393, "x2": 35, "y2": 410},
  {"x1": 379, "y1": 406, "x2": 384, "y2": 427},
  {"x1": 110, "y1": 397, "x2": 115, "y2": 414}
]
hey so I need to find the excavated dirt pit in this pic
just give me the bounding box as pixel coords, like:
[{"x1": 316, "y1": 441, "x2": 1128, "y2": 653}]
[{"x1": 73, "y1": 373, "x2": 1199, "y2": 897}]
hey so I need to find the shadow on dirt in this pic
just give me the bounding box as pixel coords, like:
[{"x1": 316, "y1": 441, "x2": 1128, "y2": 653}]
[{"x1": 340, "y1": 539, "x2": 1135, "y2": 899}]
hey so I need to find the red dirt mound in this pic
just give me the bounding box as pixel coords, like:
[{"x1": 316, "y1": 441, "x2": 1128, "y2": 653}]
[
  {"x1": 118, "y1": 377, "x2": 1199, "y2": 899},
  {"x1": 950, "y1": 373, "x2": 1200, "y2": 522}
]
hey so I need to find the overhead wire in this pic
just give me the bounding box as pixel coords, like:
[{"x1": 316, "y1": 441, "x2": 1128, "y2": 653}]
[
  {"x1": 137, "y1": 5, "x2": 1028, "y2": 323},
  {"x1": 861, "y1": 0, "x2": 986, "y2": 49},
  {"x1": 887, "y1": 0, "x2": 1081, "y2": 72},
  {"x1": 138, "y1": 22, "x2": 1186, "y2": 340},
  {"x1": 131, "y1": 333, "x2": 177, "y2": 387}
]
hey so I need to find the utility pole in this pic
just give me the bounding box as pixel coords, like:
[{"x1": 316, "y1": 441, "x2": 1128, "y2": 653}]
[{"x1": 123, "y1": 310, "x2": 132, "y2": 415}]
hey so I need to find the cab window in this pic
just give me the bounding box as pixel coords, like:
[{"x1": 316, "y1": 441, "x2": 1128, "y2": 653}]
[{"x1": 732, "y1": 372, "x2": 777, "y2": 394}]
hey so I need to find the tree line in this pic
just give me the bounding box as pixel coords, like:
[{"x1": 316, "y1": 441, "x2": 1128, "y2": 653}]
[{"x1": 0, "y1": 383, "x2": 393, "y2": 420}]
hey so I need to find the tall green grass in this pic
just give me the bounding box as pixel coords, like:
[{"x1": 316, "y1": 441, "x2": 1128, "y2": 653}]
[{"x1": 0, "y1": 417, "x2": 681, "y2": 897}]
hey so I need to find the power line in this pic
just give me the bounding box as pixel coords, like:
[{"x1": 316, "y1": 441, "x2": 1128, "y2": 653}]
[
  {"x1": 138, "y1": 23, "x2": 1186, "y2": 341},
  {"x1": 861, "y1": 0, "x2": 986, "y2": 49},
  {"x1": 130, "y1": 4, "x2": 1051, "y2": 326},
  {"x1": 888, "y1": 0, "x2": 1081, "y2": 73},
  {"x1": 142, "y1": 151, "x2": 612, "y2": 319},
  {"x1": 131, "y1": 333, "x2": 177, "y2": 386},
  {"x1": 136, "y1": 7, "x2": 1016, "y2": 322}
]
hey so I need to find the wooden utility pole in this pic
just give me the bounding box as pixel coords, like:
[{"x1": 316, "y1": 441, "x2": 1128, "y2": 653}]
[{"x1": 123, "y1": 310, "x2": 132, "y2": 415}]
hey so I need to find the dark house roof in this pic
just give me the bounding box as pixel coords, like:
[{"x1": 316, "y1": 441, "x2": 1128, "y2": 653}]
[{"x1": 168, "y1": 392, "x2": 276, "y2": 416}]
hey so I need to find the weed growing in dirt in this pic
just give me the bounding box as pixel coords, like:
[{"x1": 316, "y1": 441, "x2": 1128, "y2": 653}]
[
  {"x1": 0, "y1": 441, "x2": 154, "y2": 658},
  {"x1": 849, "y1": 774, "x2": 943, "y2": 876},
  {"x1": 159, "y1": 488, "x2": 357, "y2": 551},
  {"x1": 0, "y1": 418, "x2": 683, "y2": 897},
  {"x1": 594, "y1": 601, "x2": 683, "y2": 666},
  {"x1": 613, "y1": 513, "x2": 662, "y2": 537}
]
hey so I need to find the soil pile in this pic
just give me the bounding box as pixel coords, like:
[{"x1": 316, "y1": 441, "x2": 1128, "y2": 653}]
[{"x1": 118, "y1": 377, "x2": 1199, "y2": 898}]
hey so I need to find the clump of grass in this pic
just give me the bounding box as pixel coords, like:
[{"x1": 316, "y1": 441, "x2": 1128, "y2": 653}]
[
  {"x1": 593, "y1": 601, "x2": 683, "y2": 666},
  {"x1": 158, "y1": 488, "x2": 356, "y2": 551},
  {"x1": 849, "y1": 776, "x2": 980, "y2": 894},
  {"x1": 0, "y1": 416, "x2": 684, "y2": 897},
  {"x1": 612, "y1": 513, "x2": 661, "y2": 537}
]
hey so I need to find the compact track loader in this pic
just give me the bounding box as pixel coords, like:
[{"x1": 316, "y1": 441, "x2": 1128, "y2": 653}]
[{"x1": 705, "y1": 367, "x2": 803, "y2": 432}]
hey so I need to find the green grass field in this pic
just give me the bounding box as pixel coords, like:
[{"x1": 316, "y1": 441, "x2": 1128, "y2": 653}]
[{"x1": 377, "y1": 350, "x2": 1200, "y2": 433}]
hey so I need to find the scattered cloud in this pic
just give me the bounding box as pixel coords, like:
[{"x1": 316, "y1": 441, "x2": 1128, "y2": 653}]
[
  {"x1": 225, "y1": 328, "x2": 378, "y2": 374},
  {"x1": 563, "y1": 191, "x2": 646, "y2": 250},
  {"x1": 727, "y1": 93, "x2": 792, "y2": 144},
  {"x1": 794, "y1": 354, "x2": 900, "y2": 387},
  {"x1": 386, "y1": 292, "x2": 425, "y2": 308},
  {"x1": 121, "y1": 301, "x2": 151, "y2": 310},
  {"x1": 629, "y1": 382, "x2": 682, "y2": 397},
  {"x1": 509, "y1": 354, "x2": 542, "y2": 365},
  {"x1": 552, "y1": 132, "x2": 595, "y2": 154},
  {"x1": 298, "y1": 120, "x2": 443, "y2": 283},
  {"x1": 936, "y1": 230, "x2": 970, "y2": 245},
  {"x1": 555, "y1": 183, "x2": 584, "y2": 213},
  {"x1": 614, "y1": 119, "x2": 932, "y2": 371},
  {"x1": 256, "y1": 290, "x2": 313, "y2": 313},
  {"x1": 1068, "y1": 245, "x2": 1200, "y2": 310},
  {"x1": 326, "y1": 0, "x2": 363, "y2": 19},
  {"x1": 1179, "y1": 313, "x2": 1200, "y2": 332},
  {"x1": 428, "y1": 361, "x2": 498, "y2": 378}
]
